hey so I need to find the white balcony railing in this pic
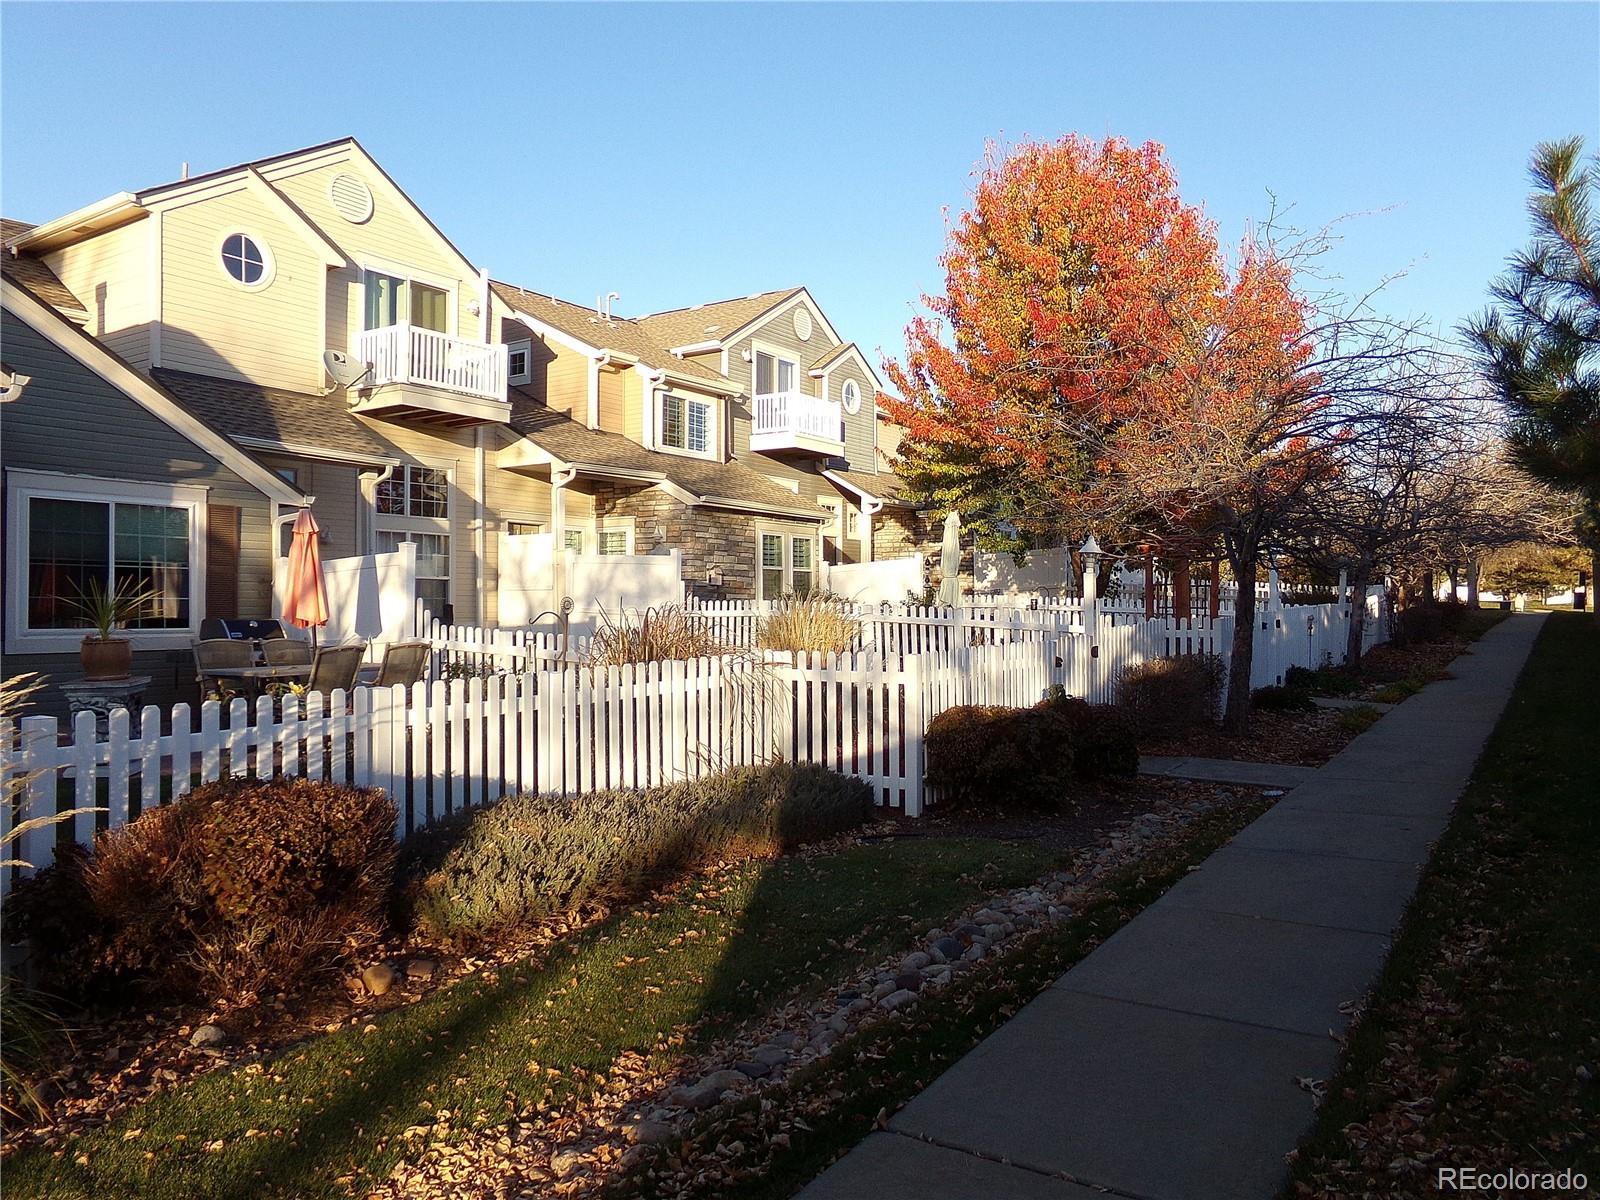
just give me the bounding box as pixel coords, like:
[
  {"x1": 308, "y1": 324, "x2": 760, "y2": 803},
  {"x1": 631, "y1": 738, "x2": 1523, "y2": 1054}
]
[
  {"x1": 355, "y1": 323, "x2": 508, "y2": 404},
  {"x1": 750, "y1": 390, "x2": 844, "y2": 453}
]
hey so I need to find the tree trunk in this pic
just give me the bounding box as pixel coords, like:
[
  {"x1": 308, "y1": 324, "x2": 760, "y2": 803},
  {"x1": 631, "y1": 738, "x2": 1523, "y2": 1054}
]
[
  {"x1": 1222, "y1": 549, "x2": 1258, "y2": 734},
  {"x1": 1466, "y1": 558, "x2": 1481, "y2": 609},
  {"x1": 1446, "y1": 563, "x2": 1460, "y2": 601},
  {"x1": 1346, "y1": 562, "x2": 1373, "y2": 668}
]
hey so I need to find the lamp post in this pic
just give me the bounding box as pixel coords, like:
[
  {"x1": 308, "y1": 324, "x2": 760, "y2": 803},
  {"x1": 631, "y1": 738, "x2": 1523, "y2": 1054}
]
[{"x1": 1080, "y1": 534, "x2": 1103, "y2": 628}]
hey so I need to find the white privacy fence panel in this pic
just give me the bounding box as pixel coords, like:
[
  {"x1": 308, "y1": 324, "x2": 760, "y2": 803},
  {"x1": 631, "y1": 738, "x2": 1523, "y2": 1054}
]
[
  {"x1": 275, "y1": 543, "x2": 417, "y2": 663},
  {"x1": 2, "y1": 588, "x2": 1392, "y2": 894}
]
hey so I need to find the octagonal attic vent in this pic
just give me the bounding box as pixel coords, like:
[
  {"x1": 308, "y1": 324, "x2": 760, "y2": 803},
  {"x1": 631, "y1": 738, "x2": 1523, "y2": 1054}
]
[{"x1": 329, "y1": 173, "x2": 374, "y2": 224}]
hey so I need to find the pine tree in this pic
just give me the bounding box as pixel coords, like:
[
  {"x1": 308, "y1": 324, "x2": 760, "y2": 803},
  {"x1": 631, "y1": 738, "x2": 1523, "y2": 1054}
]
[{"x1": 1466, "y1": 137, "x2": 1600, "y2": 612}]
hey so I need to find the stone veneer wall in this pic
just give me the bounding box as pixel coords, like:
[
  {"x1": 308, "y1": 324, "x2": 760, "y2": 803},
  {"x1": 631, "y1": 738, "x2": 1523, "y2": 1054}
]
[{"x1": 589, "y1": 483, "x2": 760, "y2": 601}]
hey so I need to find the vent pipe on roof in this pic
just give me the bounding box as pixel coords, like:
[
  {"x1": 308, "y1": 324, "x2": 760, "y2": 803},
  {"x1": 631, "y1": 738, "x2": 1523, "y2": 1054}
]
[
  {"x1": 181, "y1": 162, "x2": 190, "y2": 180},
  {"x1": 597, "y1": 291, "x2": 619, "y2": 322}
]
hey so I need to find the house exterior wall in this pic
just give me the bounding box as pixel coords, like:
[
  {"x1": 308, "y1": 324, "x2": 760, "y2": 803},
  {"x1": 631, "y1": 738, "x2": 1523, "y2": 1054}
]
[
  {"x1": 0, "y1": 307, "x2": 275, "y2": 714},
  {"x1": 822, "y1": 355, "x2": 878, "y2": 471},
  {"x1": 872, "y1": 507, "x2": 939, "y2": 574},
  {"x1": 591, "y1": 483, "x2": 817, "y2": 602},
  {"x1": 263, "y1": 149, "x2": 485, "y2": 362},
  {"x1": 41, "y1": 219, "x2": 152, "y2": 368}
]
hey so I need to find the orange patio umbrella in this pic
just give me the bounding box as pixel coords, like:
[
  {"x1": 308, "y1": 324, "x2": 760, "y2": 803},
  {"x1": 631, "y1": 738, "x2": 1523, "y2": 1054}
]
[{"x1": 283, "y1": 507, "x2": 329, "y2": 645}]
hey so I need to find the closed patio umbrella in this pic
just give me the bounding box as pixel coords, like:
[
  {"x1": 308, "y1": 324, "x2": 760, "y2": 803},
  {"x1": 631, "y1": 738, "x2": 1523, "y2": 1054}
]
[
  {"x1": 937, "y1": 510, "x2": 961, "y2": 607},
  {"x1": 283, "y1": 507, "x2": 329, "y2": 645}
]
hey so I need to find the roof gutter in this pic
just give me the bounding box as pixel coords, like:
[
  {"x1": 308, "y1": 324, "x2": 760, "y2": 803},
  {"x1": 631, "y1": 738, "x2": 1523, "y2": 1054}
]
[{"x1": 7, "y1": 192, "x2": 143, "y2": 251}]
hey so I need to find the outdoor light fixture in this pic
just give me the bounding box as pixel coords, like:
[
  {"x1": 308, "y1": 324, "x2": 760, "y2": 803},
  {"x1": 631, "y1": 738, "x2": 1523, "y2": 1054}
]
[
  {"x1": 1079, "y1": 533, "x2": 1103, "y2": 567},
  {"x1": 706, "y1": 566, "x2": 725, "y2": 588}
]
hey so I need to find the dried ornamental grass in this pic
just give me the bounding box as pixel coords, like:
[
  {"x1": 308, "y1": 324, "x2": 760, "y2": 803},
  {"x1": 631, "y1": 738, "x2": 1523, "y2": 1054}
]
[
  {"x1": 756, "y1": 595, "x2": 864, "y2": 655},
  {"x1": 583, "y1": 604, "x2": 736, "y2": 667}
]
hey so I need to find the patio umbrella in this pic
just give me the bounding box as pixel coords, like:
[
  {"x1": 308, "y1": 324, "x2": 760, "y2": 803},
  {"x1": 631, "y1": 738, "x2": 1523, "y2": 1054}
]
[
  {"x1": 283, "y1": 507, "x2": 329, "y2": 646},
  {"x1": 937, "y1": 510, "x2": 961, "y2": 607}
]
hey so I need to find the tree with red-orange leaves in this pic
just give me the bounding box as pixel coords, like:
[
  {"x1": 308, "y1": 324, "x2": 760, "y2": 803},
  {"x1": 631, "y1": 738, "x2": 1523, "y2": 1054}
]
[
  {"x1": 880, "y1": 135, "x2": 1226, "y2": 556},
  {"x1": 884, "y1": 136, "x2": 1453, "y2": 730}
]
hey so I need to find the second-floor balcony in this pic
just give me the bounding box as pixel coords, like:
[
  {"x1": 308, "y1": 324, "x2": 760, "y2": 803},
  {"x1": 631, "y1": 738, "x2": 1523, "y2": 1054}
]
[
  {"x1": 750, "y1": 390, "x2": 844, "y2": 455},
  {"x1": 351, "y1": 323, "x2": 511, "y2": 426}
]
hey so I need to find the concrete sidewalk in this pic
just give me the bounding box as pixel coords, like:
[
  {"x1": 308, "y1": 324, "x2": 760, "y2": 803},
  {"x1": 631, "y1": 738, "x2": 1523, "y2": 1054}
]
[{"x1": 800, "y1": 615, "x2": 1546, "y2": 1200}]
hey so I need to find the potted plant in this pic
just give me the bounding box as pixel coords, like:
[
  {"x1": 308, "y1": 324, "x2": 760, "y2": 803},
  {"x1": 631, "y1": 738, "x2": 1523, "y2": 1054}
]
[{"x1": 74, "y1": 578, "x2": 158, "y2": 680}]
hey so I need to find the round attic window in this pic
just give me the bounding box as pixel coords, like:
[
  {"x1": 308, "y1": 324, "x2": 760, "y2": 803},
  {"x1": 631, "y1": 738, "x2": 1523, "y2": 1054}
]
[
  {"x1": 329, "y1": 172, "x2": 374, "y2": 223},
  {"x1": 841, "y1": 379, "x2": 862, "y2": 414},
  {"x1": 793, "y1": 306, "x2": 813, "y2": 341}
]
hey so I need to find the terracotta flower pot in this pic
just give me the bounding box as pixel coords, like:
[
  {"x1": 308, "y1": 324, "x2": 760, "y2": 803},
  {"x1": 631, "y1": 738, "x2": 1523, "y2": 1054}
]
[{"x1": 80, "y1": 636, "x2": 133, "y2": 680}]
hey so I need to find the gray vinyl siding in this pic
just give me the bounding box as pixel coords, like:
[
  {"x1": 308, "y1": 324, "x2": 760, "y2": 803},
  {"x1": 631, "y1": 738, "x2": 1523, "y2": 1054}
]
[
  {"x1": 257, "y1": 453, "x2": 362, "y2": 559},
  {"x1": 725, "y1": 301, "x2": 878, "y2": 474},
  {"x1": 0, "y1": 307, "x2": 275, "y2": 714}
]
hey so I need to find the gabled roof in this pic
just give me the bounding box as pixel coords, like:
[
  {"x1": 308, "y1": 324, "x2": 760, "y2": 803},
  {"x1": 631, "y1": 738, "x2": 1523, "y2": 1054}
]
[
  {"x1": 506, "y1": 393, "x2": 825, "y2": 521},
  {"x1": 152, "y1": 369, "x2": 398, "y2": 464},
  {"x1": 821, "y1": 467, "x2": 916, "y2": 510},
  {"x1": 492, "y1": 281, "x2": 734, "y2": 392},
  {"x1": 1, "y1": 219, "x2": 88, "y2": 320},
  {"x1": 1, "y1": 276, "x2": 306, "y2": 506},
  {"x1": 634, "y1": 288, "x2": 803, "y2": 351}
]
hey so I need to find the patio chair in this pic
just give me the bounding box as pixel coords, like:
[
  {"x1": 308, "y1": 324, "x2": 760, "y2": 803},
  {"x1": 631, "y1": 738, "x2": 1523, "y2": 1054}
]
[
  {"x1": 193, "y1": 637, "x2": 254, "y2": 687},
  {"x1": 305, "y1": 644, "x2": 366, "y2": 696},
  {"x1": 262, "y1": 637, "x2": 314, "y2": 666},
  {"x1": 366, "y1": 640, "x2": 430, "y2": 688}
]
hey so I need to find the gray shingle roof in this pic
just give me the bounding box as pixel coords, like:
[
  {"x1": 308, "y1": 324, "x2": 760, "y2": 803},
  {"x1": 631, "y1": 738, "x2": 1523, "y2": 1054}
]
[
  {"x1": 493, "y1": 281, "x2": 732, "y2": 389},
  {"x1": 634, "y1": 288, "x2": 802, "y2": 350},
  {"x1": 507, "y1": 392, "x2": 823, "y2": 518},
  {"x1": 1, "y1": 219, "x2": 89, "y2": 318},
  {"x1": 152, "y1": 369, "x2": 398, "y2": 461}
]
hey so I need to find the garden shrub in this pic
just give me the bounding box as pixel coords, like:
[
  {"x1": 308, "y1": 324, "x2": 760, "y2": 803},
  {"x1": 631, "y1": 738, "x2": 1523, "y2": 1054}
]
[
  {"x1": 1114, "y1": 653, "x2": 1225, "y2": 736},
  {"x1": 1283, "y1": 664, "x2": 1361, "y2": 696},
  {"x1": 1251, "y1": 684, "x2": 1317, "y2": 712},
  {"x1": 1037, "y1": 694, "x2": 1139, "y2": 780},
  {"x1": 924, "y1": 704, "x2": 1076, "y2": 810},
  {"x1": 1395, "y1": 604, "x2": 1446, "y2": 645},
  {"x1": 8, "y1": 779, "x2": 395, "y2": 1005},
  {"x1": 400, "y1": 762, "x2": 871, "y2": 944}
]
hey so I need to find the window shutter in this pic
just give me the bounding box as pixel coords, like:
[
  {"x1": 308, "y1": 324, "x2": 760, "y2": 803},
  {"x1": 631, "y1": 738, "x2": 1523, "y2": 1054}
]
[{"x1": 205, "y1": 503, "x2": 241, "y2": 619}]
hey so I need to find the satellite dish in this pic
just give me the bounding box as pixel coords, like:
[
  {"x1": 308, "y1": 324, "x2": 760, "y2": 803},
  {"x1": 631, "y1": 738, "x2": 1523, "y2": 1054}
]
[{"x1": 323, "y1": 349, "x2": 371, "y2": 390}]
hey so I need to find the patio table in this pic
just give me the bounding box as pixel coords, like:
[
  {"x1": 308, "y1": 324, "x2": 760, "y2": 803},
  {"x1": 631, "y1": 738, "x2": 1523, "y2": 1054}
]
[{"x1": 203, "y1": 663, "x2": 312, "y2": 700}]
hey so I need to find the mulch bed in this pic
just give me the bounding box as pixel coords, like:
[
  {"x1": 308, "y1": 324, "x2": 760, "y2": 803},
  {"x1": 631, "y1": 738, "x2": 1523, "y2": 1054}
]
[{"x1": 1141, "y1": 707, "x2": 1362, "y2": 766}]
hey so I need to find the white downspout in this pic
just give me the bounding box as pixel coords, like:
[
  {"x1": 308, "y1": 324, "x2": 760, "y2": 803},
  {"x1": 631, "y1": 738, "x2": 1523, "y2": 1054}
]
[
  {"x1": 587, "y1": 352, "x2": 611, "y2": 430},
  {"x1": 861, "y1": 497, "x2": 883, "y2": 563},
  {"x1": 361, "y1": 463, "x2": 396, "y2": 555},
  {"x1": 479, "y1": 267, "x2": 492, "y2": 344},
  {"x1": 635, "y1": 364, "x2": 667, "y2": 450},
  {"x1": 550, "y1": 463, "x2": 577, "y2": 602},
  {"x1": 474, "y1": 429, "x2": 487, "y2": 624}
]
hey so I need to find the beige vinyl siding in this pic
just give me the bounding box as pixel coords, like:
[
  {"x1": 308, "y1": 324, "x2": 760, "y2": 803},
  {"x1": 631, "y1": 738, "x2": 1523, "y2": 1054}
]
[
  {"x1": 827, "y1": 357, "x2": 878, "y2": 473},
  {"x1": 877, "y1": 414, "x2": 905, "y2": 466},
  {"x1": 623, "y1": 370, "x2": 644, "y2": 443},
  {"x1": 256, "y1": 454, "x2": 363, "y2": 559},
  {"x1": 42, "y1": 218, "x2": 152, "y2": 369},
  {"x1": 158, "y1": 185, "x2": 324, "y2": 391},
  {"x1": 598, "y1": 369, "x2": 625, "y2": 433},
  {"x1": 518, "y1": 332, "x2": 589, "y2": 420},
  {"x1": 725, "y1": 299, "x2": 836, "y2": 458},
  {"x1": 369, "y1": 422, "x2": 480, "y2": 623},
  {"x1": 754, "y1": 458, "x2": 869, "y2": 564},
  {"x1": 264, "y1": 153, "x2": 484, "y2": 357}
]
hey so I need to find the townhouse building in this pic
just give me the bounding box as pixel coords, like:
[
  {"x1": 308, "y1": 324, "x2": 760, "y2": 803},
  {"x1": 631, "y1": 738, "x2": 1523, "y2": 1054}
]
[{"x1": 2, "y1": 137, "x2": 933, "y2": 701}]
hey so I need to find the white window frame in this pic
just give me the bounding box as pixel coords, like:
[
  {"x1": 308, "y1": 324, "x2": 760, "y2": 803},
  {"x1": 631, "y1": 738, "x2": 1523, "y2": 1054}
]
[
  {"x1": 5, "y1": 470, "x2": 208, "y2": 653},
  {"x1": 754, "y1": 525, "x2": 821, "y2": 601},
  {"x1": 563, "y1": 527, "x2": 588, "y2": 554},
  {"x1": 751, "y1": 340, "x2": 800, "y2": 397},
  {"x1": 506, "y1": 338, "x2": 533, "y2": 385},
  {"x1": 595, "y1": 516, "x2": 637, "y2": 556},
  {"x1": 357, "y1": 257, "x2": 459, "y2": 336},
  {"x1": 840, "y1": 378, "x2": 862, "y2": 415},
  {"x1": 655, "y1": 389, "x2": 718, "y2": 460},
  {"x1": 217, "y1": 229, "x2": 276, "y2": 292},
  {"x1": 371, "y1": 460, "x2": 453, "y2": 612}
]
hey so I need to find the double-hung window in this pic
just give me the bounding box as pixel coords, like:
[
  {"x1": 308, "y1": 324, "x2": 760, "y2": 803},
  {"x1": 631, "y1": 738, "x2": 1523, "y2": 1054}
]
[
  {"x1": 659, "y1": 392, "x2": 713, "y2": 455},
  {"x1": 757, "y1": 531, "x2": 820, "y2": 600},
  {"x1": 754, "y1": 350, "x2": 798, "y2": 395},
  {"x1": 6, "y1": 472, "x2": 203, "y2": 650},
  {"x1": 373, "y1": 464, "x2": 451, "y2": 616}
]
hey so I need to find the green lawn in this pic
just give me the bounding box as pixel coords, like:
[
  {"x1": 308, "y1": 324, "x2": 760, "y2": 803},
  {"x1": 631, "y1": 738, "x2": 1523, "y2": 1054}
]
[
  {"x1": 4, "y1": 837, "x2": 1058, "y2": 1200},
  {"x1": 1285, "y1": 613, "x2": 1600, "y2": 1195}
]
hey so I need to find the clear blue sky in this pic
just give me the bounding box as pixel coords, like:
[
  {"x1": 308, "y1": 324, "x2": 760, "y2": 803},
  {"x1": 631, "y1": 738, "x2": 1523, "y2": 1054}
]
[{"x1": 3, "y1": 2, "x2": 1596, "y2": 366}]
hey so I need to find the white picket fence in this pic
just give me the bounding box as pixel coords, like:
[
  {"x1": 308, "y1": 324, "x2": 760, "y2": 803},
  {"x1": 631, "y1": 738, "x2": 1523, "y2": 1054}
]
[{"x1": 1, "y1": 589, "x2": 1390, "y2": 895}]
